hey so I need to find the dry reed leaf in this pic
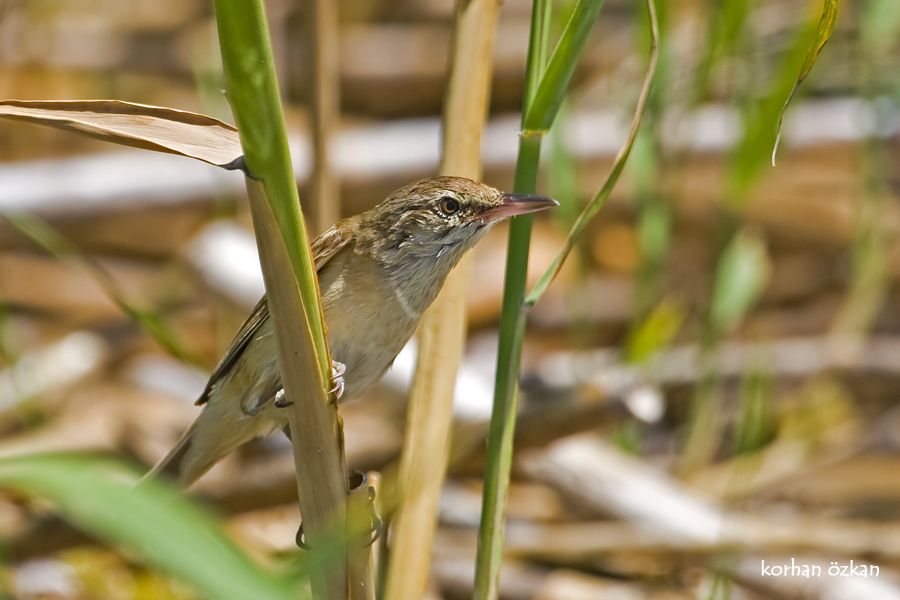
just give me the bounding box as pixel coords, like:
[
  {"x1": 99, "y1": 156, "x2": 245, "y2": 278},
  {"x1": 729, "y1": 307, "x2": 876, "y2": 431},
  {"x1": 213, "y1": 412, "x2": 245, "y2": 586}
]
[{"x1": 0, "y1": 100, "x2": 242, "y2": 168}]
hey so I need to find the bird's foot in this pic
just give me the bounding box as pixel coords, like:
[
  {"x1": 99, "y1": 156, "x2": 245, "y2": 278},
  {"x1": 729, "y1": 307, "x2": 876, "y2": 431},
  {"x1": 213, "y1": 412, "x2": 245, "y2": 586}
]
[
  {"x1": 330, "y1": 360, "x2": 346, "y2": 403},
  {"x1": 273, "y1": 387, "x2": 291, "y2": 409},
  {"x1": 273, "y1": 360, "x2": 346, "y2": 410},
  {"x1": 295, "y1": 470, "x2": 381, "y2": 550}
]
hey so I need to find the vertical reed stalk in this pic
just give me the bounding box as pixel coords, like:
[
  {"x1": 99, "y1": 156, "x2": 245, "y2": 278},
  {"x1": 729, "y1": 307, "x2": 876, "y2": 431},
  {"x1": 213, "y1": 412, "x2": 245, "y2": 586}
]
[
  {"x1": 310, "y1": 0, "x2": 340, "y2": 234},
  {"x1": 383, "y1": 1, "x2": 500, "y2": 598}
]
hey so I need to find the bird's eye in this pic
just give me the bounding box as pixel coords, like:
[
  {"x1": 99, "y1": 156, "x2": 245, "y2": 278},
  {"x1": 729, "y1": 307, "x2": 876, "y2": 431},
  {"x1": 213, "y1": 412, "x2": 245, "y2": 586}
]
[{"x1": 439, "y1": 196, "x2": 460, "y2": 215}]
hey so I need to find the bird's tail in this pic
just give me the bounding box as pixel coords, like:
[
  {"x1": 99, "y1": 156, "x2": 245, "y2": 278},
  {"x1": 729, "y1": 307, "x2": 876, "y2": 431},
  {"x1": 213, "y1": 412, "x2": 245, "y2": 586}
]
[
  {"x1": 142, "y1": 400, "x2": 269, "y2": 488},
  {"x1": 142, "y1": 419, "x2": 212, "y2": 488}
]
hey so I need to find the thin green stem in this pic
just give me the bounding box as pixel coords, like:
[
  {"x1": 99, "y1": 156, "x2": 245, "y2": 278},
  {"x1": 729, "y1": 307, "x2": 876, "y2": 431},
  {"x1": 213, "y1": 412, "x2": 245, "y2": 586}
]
[
  {"x1": 475, "y1": 1, "x2": 657, "y2": 595},
  {"x1": 474, "y1": 0, "x2": 614, "y2": 595},
  {"x1": 473, "y1": 9, "x2": 550, "y2": 596},
  {"x1": 474, "y1": 0, "x2": 551, "y2": 599},
  {"x1": 473, "y1": 132, "x2": 542, "y2": 600}
]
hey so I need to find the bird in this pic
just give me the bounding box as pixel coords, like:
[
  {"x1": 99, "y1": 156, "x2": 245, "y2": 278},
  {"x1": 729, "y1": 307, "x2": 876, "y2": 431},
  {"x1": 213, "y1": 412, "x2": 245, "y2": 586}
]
[{"x1": 148, "y1": 176, "x2": 557, "y2": 486}]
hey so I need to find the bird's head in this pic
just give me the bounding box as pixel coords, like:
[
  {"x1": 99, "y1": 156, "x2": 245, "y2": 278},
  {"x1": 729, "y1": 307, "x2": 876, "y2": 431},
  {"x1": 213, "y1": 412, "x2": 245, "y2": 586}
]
[{"x1": 359, "y1": 176, "x2": 558, "y2": 268}]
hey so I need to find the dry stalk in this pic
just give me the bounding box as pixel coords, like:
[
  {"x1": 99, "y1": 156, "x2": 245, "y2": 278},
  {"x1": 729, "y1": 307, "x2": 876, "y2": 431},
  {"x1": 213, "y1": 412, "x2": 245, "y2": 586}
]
[{"x1": 383, "y1": 1, "x2": 500, "y2": 598}]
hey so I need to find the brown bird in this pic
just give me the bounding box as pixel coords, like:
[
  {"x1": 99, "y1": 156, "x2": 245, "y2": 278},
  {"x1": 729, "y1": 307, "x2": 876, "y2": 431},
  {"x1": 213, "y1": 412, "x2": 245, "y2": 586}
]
[{"x1": 149, "y1": 176, "x2": 556, "y2": 486}]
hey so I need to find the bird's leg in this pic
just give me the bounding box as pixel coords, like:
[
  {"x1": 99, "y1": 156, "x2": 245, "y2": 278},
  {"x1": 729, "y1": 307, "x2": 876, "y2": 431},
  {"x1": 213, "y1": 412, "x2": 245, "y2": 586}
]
[{"x1": 274, "y1": 359, "x2": 346, "y2": 409}]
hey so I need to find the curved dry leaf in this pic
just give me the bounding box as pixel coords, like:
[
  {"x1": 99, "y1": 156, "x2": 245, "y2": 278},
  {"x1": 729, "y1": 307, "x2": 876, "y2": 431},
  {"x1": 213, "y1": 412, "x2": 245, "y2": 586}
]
[{"x1": 0, "y1": 99, "x2": 243, "y2": 168}]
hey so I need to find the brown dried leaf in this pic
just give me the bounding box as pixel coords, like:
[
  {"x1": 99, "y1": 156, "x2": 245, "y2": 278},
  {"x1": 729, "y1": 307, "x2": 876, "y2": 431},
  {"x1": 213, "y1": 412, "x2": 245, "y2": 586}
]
[{"x1": 0, "y1": 99, "x2": 243, "y2": 168}]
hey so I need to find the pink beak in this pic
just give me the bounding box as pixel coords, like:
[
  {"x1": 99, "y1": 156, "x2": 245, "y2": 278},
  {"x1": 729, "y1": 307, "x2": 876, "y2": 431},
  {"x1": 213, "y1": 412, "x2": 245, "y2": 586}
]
[{"x1": 480, "y1": 193, "x2": 559, "y2": 222}]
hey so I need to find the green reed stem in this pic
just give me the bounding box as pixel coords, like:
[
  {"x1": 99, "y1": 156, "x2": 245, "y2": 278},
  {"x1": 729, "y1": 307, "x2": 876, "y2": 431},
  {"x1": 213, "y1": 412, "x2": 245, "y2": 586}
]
[
  {"x1": 473, "y1": 0, "x2": 605, "y2": 596},
  {"x1": 213, "y1": 3, "x2": 348, "y2": 598},
  {"x1": 213, "y1": 0, "x2": 329, "y2": 379}
]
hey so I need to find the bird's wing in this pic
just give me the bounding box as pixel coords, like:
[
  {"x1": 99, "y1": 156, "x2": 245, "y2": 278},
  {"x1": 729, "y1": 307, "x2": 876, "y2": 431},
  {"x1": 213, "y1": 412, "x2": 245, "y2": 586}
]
[
  {"x1": 311, "y1": 220, "x2": 356, "y2": 270},
  {"x1": 195, "y1": 222, "x2": 355, "y2": 405}
]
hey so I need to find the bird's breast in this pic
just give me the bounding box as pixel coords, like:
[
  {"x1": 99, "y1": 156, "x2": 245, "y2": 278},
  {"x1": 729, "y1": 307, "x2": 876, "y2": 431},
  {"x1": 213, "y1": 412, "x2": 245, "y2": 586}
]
[{"x1": 320, "y1": 252, "x2": 422, "y2": 399}]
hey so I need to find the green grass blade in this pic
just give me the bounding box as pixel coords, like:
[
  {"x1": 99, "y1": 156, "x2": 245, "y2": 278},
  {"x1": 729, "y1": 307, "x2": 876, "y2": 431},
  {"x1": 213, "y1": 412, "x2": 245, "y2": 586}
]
[
  {"x1": 770, "y1": 0, "x2": 839, "y2": 164},
  {"x1": 728, "y1": 19, "x2": 815, "y2": 199},
  {"x1": 627, "y1": 0, "x2": 671, "y2": 324},
  {"x1": 0, "y1": 454, "x2": 299, "y2": 600},
  {"x1": 525, "y1": 0, "x2": 659, "y2": 306},
  {"x1": 522, "y1": 0, "x2": 605, "y2": 133}
]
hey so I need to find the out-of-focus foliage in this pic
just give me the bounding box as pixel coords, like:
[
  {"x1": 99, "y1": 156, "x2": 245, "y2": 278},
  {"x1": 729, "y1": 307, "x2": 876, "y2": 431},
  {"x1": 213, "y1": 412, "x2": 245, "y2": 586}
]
[
  {"x1": 770, "y1": 0, "x2": 839, "y2": 164},
  {"x1": 710, "y1": 229, "x2": 770, "y2": 336},
  {"x1": 525, "y1": 0, "x2": 658, "y2": 304},
  {"x1": 626, "y1": 297, "x2": 684, "y2": 364},
  {"x1": 0, "y1": 454, "x2": 301, "y2": 600},
  {"x1": 0, "y1": 0, "x2": 897, "y2": 597},
  {"x1": 728, "y1": 19, "x2": 817, "y2": 199},
  {"x1": 4, "y1": 213, "x2": 200, "y2": 366}
]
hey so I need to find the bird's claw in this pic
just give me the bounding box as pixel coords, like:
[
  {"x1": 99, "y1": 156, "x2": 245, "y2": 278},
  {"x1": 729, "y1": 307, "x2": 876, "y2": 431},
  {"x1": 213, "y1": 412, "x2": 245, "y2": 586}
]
[
  {"x1": 273, "y1": 360, "x2": 345, "y2": 410},
  {"x1": 330, "y1": 360, "x2": 346, "y2": 402},
  {"x1": 273, "y1": 388, "x2": 292, "y2": 408}
]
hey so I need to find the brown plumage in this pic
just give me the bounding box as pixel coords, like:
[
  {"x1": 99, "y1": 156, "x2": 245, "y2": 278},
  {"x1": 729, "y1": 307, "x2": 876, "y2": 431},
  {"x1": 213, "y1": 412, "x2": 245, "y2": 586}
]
[{"x1": 148, "y1": 176, "x2": 556, "y2": 486}]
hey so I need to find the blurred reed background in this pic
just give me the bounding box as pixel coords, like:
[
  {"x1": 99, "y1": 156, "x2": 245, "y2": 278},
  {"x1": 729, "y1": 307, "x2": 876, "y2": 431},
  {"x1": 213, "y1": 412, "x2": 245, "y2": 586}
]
[{"x1": 0, "y1": 0, "x2": 898, "y2": 598}]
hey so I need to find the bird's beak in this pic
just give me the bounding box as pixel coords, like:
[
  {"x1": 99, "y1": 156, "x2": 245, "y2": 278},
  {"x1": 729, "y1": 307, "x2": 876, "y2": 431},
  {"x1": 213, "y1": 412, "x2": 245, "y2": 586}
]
[{"x1": 480, "y1": 193, "x2": 559, "y2": 222}]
